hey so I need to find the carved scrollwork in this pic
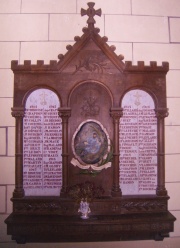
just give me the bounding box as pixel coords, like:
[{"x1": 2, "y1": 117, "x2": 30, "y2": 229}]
[
  {"x1": 14, "y1": 202, "x2": 68, "y2": 213},
  {"x1": 122, "y1": 200, "x2": 167, "y2": 211}
]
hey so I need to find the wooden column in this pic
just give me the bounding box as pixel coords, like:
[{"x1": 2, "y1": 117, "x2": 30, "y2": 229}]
[
  {"x1": 11, "y1": 107, "x2": 25, "y2": 198},
  {"x1": 110, "y1": 107, "x2": 123, "y2": 197},
  {"x1": 155, "y1": 108, "x2": 169, "y2": 196},
  {"x1": 58, "y1": 107, "x2": 71, "y2": 196}
]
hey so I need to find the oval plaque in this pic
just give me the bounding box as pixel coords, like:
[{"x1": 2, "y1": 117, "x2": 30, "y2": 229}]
[{"x1": 72, "y1": 120, "x2": 109, "y2": 165}]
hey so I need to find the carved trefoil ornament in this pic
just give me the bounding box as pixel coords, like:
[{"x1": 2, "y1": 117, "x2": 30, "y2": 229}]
[{"x1": 81, "y1": 91, "x2": 100, "y2": 117}]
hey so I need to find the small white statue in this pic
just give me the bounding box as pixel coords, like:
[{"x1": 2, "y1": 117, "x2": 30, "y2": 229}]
[{"x1": 78, "y1": 200, "x2": 91, "y2": 219}]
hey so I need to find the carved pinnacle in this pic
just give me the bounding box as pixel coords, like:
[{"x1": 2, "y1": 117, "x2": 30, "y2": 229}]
[{"x1": 81, "y1": 2, "x2": 102, "y2": 29}]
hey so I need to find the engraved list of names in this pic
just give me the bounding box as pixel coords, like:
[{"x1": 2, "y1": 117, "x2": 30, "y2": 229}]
[
  {"x1": 119, "y1": 89, "x2": 157, "y2": 195},
  {"x1": 23, "y1": 89, "x2": 62, "y2": 196}
]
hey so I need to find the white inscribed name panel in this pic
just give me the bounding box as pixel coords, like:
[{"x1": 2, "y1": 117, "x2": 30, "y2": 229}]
[
  {"x1": 23, "y1": 89, "x2": 62, "y2": 196},
  {"x1": 119, "y1": 89, "x2": 157, "y2": 195}
]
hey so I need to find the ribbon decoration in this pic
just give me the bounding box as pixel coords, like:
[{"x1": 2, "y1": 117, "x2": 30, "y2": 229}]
[{"x1": 71, "y1": 158, "x2": 111, "y2": 171}]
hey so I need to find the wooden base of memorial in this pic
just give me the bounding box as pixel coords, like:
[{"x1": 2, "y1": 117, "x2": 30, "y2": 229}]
[
  {"x1": 6, "y1": 213, "x2": 175, "y2": 243},
  {"x1": 5, "y1": 197, "x2": 175, "y2": 243},
  {"x1": 5, "y1": 2, "x2": 176, "y2": 243},
  {"x1": 5, "y1": 196, "x2": 176, "y2": 243}
]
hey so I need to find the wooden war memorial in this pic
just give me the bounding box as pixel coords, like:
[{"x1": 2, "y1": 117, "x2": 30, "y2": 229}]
[{"x1": 5, "y1": 2, "x2": 176, "y2": 243}]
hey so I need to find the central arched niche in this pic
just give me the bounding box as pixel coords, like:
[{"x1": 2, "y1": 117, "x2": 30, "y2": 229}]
[
  {"x1": 119, "y1": 89, "x2": 157, "y2": 195},
  {"x1": 69, "y1": 81, "x2": 113, "y2": 196}
]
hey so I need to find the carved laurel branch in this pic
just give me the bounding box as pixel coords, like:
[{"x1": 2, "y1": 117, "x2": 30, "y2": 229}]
[
  {"x1": 14, "y1": 200, "x2": 166, "y2": 213},
  {"x1": 122, "y1": 201, "x2": 166, "y2": 211},
  {"x1": 73, "y1": 57, "x2": 108, "y2": 74}
]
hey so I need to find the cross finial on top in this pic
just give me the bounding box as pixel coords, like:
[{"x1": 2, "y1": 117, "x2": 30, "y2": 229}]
[{"x1": 81, "y1": 2, "x2": 102, "y2": 29}]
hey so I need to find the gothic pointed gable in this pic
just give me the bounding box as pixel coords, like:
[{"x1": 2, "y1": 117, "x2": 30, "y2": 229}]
[
  {"x1": 57, "y1": 2, "x2": 125, "y2": 74},
  {"x1": 11, "y1": 2, "x2": 168, "y2": 74}
]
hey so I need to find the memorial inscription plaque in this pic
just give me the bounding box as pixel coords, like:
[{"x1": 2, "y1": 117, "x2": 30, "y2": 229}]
[
  {"x1": 120, "y1": 89, "x2": 157, "y2": 195},
  {"x1": 23, "y1": 89, "x2": 62, "y2": 196}
]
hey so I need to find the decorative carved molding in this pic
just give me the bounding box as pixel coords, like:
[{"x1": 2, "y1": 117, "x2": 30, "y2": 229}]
[
  {"x1": 14, "y1": 202, "x2": 69, "y2": 214},
  {"x1": 156, "y1": 186, "x2": 168, "y2": 196},
  {"x1": 110, "y1": 108, "x2": 123, "y2": 121},
  {"x1": 124, "y1": 61, "x2": 169, "y2": 73},
  {"x1": 58, "y1": 107, "x2": 71, "y2": 119},
  {"x1": 122, "y1": 200, "x2": 167, "y2": 211},
  {"x1": 11, "y1": 107, "x2": 25, "y2": 118},
  {"x1": 155, "y1": 108, "x2": 169, "y2": 119}
]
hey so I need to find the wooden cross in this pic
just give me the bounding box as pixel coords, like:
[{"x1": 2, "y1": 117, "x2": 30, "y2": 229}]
[{"x1": 81, "y1": 2, "x2": 102, "y2": 28}]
